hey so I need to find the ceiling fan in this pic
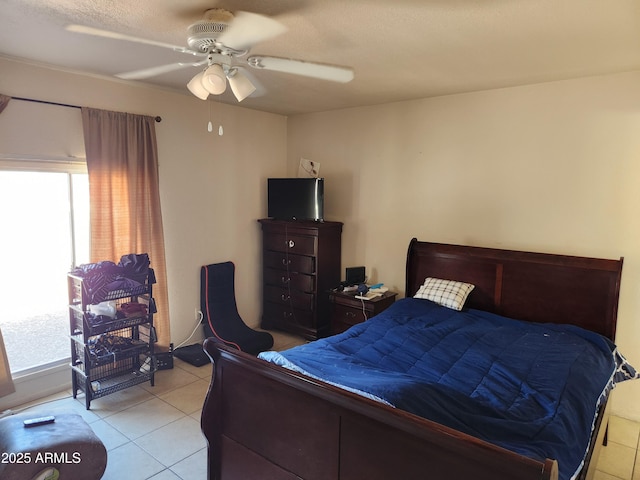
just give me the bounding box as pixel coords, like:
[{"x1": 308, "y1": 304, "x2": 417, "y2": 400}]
[{"x1": 66, "y1": 8, "x2": 355, "y2": 102}]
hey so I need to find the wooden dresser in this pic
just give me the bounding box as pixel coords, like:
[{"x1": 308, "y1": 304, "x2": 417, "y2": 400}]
[{"x1": 258, "y1": 219, "x2": 342, "y2": 340}]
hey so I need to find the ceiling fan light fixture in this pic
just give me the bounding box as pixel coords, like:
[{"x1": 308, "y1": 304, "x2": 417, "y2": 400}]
[
  {"x1": 202, "y1": 63, "x2": 227, "y2": 94},
  {"x1": 187, "y1": 71, "x2": 210, "y2": 100},
  {"x1": 227, "y1": 69, "x2": 256, "y2": 102}
]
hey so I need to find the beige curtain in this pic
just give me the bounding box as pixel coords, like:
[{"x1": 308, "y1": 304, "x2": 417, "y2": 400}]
[
  {"x1": 81, "y1": 107, "x2": 170, "y2": 348},
  {"x1": 0, "y1": 94, "x2": 10, "y2": 114},
  {"x1": 0, "y1": 94, "x2": 15, "y2": 396},
  {"x1": 0, "y1": 328, "x2": 15, "y2": 397}
]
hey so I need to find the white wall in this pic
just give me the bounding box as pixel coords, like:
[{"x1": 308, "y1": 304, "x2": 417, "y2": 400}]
[
  {"x1": 0, "y1": 57, "x2": 287, "y2": 407},
  {"x1": 287, "y1": 70, "x2": 640, "y2": 420}
]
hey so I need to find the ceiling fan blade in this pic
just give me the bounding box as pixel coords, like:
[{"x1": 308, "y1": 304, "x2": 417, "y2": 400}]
[
  {"x1": 116, "y1": 60, "x2": 208, "y2": 80},
  {"x1": 65, "y1": 24, "x2": 196, "y2": 55},
  {"x1": 217, "y1": 11, "x2": 287, "y2": 50},
  {"x1": 247, "y1": 56, "x2": 354, "y2": 83}
]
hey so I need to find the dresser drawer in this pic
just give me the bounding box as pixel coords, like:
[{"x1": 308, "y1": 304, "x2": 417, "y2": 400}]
[
  {"x1": 333, "y1": 303, "x2": 368, "y2": 328},
  {"x1": 264, "y1": 268, "x2": 314, "y2": 292},
  {"x1": 264, "y1": 251, "x2": 315, "y2": 274},
  {"x1": 263, "y1": 302, "x2": 314, "y2": 329},
  {"x1": 264, "y1": 285, "x2": 315, "y2": 311},
  {"x1": 264, "y1": 233, "x2": 316, "y2": 256},
  {"x1": 329, "y1": 291, "x2": 398, "y2": 335}
]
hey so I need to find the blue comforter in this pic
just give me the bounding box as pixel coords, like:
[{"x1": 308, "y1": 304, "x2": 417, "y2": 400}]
[{"x1": 260, "y1": 298, "x2": 622, "y2": 480}]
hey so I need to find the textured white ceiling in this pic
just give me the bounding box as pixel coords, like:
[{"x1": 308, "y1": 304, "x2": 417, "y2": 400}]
[{"x1": 1, "y1": 0, "x2": 640, "y2": 115}]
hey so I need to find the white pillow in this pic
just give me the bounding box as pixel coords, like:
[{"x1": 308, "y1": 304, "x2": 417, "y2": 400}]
[{"x1": 414, "y1": 277, "x2": 475, "y2": 311}]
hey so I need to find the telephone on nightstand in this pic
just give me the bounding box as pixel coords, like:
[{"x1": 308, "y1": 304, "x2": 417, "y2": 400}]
[{"x1": 355, "y1": 283, "x2": 389, "y2": 300}]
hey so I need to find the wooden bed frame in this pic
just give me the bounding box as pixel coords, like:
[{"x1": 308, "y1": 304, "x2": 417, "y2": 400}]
[{"x1": 201, "y1": 239, "x2": 623, "y2": 480}]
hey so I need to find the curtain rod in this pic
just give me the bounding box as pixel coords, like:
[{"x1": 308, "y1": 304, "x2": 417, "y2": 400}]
[{"x1": 11, "y1": 96, "x2": 162, "y2": 122}]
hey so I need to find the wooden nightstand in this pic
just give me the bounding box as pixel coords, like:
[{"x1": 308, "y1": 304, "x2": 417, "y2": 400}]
[{"x1": 329, "y1": 290, "x2": 397, "y2": 335}]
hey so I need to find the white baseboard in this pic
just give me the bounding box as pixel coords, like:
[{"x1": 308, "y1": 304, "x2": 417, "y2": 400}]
[{"x1": 0, "y1": 361, "x2": 71, "y2": 411}]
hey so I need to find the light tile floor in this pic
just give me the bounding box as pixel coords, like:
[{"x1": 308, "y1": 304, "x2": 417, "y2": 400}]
[
  {"x1": 11, "y1": 331, "x2": 305, "y2": 480},
  {"x1": 594, "y1": 415, "x2": 640, "y2": 480},
  {"x1": 11, "y1": 330, "x2": 640, "y2": 480}
]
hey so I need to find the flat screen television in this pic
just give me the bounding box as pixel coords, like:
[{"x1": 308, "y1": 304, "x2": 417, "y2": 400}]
[{"x1": 267, "y1": 177, "x2": 324, "y2": 221}]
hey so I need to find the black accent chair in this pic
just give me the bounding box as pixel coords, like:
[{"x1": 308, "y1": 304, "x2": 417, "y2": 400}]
[{"x1": 200, "y1": 261, "x2": 274, "y2": 355}]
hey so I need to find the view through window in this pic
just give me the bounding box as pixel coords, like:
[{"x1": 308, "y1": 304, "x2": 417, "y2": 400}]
[{"x1": 0, "y1": 168, "x2": 89, "y2": 374}]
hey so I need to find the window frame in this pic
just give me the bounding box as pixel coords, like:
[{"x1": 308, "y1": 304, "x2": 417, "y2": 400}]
[{"x1": 0, "y1": 154, "x2": 87, "y2": 174}]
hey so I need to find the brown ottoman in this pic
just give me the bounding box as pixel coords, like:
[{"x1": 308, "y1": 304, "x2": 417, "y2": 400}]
[{"x1": 0, "y1": 412, "x2": 107, "y2": 480}]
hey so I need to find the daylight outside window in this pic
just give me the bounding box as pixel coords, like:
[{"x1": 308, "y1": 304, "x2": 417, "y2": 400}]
[{"x1": 0, "y1": 168, "x2": 89, "y2": 374}]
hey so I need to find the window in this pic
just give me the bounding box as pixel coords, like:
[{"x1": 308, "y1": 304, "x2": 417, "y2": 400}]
[{"x1": 0, "y1": 162, "x2": 89, "y2": 374}]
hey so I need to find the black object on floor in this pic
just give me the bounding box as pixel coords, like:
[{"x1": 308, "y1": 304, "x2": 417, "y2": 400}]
[
  {"x1": 173, "y1": 343, "x2": 209, "y2": 367},
  {"x1": 201, "y1": 261, "x2": 274, "y2": 355}
]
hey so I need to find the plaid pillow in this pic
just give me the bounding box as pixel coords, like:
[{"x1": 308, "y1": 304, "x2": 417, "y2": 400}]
[{"x1": 414, "y1": 277, "x2": 475, "y2": 311}]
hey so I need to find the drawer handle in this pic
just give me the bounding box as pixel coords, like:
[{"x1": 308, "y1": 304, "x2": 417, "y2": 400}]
[
  {"x1": 281, "y1": 294, "x2": 291, "y2": 301},
  {"x1": 283, "y1": 312, "x2": 293, "y2": 319},
  {"x1": 287, "y1": 240, "x2": 295, "y2": 248},
  {"x1": 281, "y1": 258, "x2": 291, "y2": 266},
  {"x1": 281, "y1": 276, "x2": 291, "y2": 284},
  {"x1": 345, "y1": 312, "x2": 356, "y2": 318}
]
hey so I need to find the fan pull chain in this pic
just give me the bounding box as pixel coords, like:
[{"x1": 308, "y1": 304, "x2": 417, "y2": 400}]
[
  {"x1": 207, "y1": 101, "x2": 224, "y2": 135},
  {"x1": 208, "y1": 100, "x2": 213, "y2": 132}
]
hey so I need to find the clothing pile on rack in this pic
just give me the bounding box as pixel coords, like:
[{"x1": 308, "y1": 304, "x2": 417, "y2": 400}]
[
  {"x1": 71, "y1": 254, "x2": 150, "y2": 304},
  {"x1": 86, "y1": 334, "x2": 141, "y2": 360}
]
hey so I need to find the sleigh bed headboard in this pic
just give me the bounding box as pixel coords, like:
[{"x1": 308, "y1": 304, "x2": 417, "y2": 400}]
[{"x1": 405, "y1": 239, "x2": 623, "y2": 341}]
